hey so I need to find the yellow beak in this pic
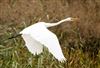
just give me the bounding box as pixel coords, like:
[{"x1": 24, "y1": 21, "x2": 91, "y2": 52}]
[{"x1": 71, "y1": 18, "x2": 79, "y2": 21}]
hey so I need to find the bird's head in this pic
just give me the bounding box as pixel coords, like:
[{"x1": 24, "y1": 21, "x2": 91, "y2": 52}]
[
  {"x1": 66, "y1": 17, "x2": 79, "y2": 21},
  {"x1": 66, "y1": 17, "x2": 79, "y2": 29}
]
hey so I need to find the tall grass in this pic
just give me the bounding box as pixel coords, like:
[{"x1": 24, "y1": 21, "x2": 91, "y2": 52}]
[
  {"x1": 0, "y1": 25, "x2": 100, "y2": 68},
  {"x1": 0, "y1": 0, "x2": 100, "y2": 68}
]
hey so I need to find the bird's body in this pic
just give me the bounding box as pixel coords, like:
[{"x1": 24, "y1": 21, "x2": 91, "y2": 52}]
[
  {"x1": 20, "y1": 22, "x2": 66, "y2": 61},
  {"x1": 19, "y1": 17, "x2": 78, "y2": 62}
]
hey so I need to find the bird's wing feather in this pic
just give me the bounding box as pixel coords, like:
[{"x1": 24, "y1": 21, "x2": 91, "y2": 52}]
[
  {"x1": 30, "y1": 28, "x2": 66, "y2": 61},
  {"x1": 21, "y1": 34, "x2": 43, "y2": 55}
]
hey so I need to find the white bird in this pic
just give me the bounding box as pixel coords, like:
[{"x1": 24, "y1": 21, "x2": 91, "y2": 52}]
[{"x1": 19, "y1": 17, "x2": 78, "y2": 62}]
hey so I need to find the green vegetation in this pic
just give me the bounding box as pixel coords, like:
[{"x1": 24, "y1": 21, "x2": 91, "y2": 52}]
[
  {"x1": 0, "y1": 0, "x2": 100, "y2": 68},
  {"x1": 0, "y1": 26, "x2": 100, "y2": 68}
]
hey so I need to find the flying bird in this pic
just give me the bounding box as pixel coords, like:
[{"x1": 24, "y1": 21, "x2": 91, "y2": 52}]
[{"x1": 16, "y1": 17, "x2": 78, "y2": 62}]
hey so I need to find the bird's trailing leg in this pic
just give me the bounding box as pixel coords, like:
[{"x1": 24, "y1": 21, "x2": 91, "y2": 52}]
[{"x1": 8, "y1": 34, "x2": 22, "y2": 39}]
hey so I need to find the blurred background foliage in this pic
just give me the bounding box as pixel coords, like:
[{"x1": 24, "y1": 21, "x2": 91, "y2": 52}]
[{"x1": 0, "y1": 0, "x2": 100, "y2": 68}]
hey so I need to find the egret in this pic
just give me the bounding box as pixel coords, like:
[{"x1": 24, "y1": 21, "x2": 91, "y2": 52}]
[{"x1": 15, "y1": 17, "x2": 78, "y2": 62}]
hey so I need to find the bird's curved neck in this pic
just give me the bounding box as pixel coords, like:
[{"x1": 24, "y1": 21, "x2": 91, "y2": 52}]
[{"x1": 45, "y1": 18, "x2": 70, "y2": 27}]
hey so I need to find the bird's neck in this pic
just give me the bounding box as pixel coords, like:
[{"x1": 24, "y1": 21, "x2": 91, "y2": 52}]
[{"x1": 44, "y1": 18, "x2": 70, "y2": 27}]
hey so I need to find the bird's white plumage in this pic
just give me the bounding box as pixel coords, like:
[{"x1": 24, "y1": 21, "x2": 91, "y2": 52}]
[
  {"x1": 21, "y1": 34, "x2": 43, "y2": 55},
  {"x1": 20, "y1": 22, "x2": 66, "y2": 61},
  {"x1": 19, "y1": 17, "x2": 78, "y2": 62}
]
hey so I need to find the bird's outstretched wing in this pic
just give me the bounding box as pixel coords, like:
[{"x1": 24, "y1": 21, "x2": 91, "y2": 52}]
[
  {"x1": 30, "y1": 28, "x2": 66, "y2": 62},
  {"x1": 21, "y1": 34, "x2": 43, "y2": 55}
]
